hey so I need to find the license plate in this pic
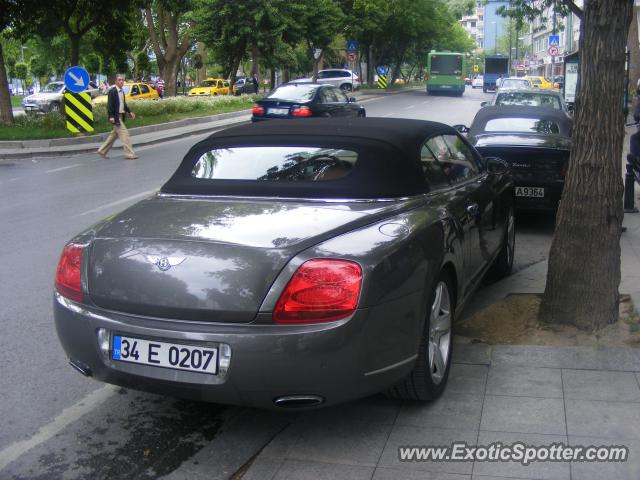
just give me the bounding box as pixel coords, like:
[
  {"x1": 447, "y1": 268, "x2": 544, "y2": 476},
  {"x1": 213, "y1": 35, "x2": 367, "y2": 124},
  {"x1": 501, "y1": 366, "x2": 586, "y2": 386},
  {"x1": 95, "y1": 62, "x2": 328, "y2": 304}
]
[
  {"x1": 268, "y1": 107, "x2": 289, "y2": 115},
  {"x1": 515, "y1": 186, "x2": 545, "y2": 198},
  {"x1": 112, "y1": 335, "x2": 218, "y2": 375}
]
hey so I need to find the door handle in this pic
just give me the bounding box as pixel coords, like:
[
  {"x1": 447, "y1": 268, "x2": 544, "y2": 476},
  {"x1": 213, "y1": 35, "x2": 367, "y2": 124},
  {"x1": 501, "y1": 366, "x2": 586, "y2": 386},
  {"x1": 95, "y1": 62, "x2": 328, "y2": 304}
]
[{"x1": 466, "y1": 203, "x2": 479, "y2": 216}]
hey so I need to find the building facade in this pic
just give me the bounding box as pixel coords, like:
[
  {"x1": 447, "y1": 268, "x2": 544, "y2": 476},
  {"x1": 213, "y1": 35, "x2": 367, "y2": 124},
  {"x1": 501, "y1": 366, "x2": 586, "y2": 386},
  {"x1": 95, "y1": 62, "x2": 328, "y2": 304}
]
[{"x1": 523, "y1": 1, "x2": 582, "y2": 78}]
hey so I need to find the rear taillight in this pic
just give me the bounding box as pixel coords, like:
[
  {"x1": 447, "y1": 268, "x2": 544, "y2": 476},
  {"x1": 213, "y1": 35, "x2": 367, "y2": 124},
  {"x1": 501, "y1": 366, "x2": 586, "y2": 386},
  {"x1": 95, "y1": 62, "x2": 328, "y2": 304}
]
[
  {"x1": 291, "y1": 106, "x2": 312, "y2": 117},
  {"x1": 55, "y1": 243, "x2": 84, "y2": 302},
  {"x1": 252, "y1": 105, "x2": 265, "y2": 116},
  {"x1": 273, "y1": 259, "x2": 362, "y2": 324}
]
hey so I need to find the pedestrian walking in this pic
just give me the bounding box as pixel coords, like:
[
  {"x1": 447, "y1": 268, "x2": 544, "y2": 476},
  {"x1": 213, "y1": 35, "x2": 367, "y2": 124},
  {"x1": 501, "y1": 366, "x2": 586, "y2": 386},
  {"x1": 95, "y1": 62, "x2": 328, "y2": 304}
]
[
  {"x1": 156, "y1": 78, "x2": 165, "y2": 98},
  {"x1": 97, "y1": 74, "x2": 138, "y2": 160}
]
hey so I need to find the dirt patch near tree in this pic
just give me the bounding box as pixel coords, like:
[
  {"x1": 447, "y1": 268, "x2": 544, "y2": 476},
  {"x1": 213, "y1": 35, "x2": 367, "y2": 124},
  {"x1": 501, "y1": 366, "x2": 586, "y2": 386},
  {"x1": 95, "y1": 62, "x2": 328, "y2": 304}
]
[{"x1": 456, "y1": 294, "x2": 640, "y2": 347}]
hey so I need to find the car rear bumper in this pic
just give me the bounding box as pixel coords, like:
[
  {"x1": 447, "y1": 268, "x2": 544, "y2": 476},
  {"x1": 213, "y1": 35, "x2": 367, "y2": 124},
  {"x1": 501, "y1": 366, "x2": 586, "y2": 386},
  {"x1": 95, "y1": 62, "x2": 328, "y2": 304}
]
[
  {"x1": 513, "y1": 178, "x2": 564, "y2": 211},
  {"x1": 54, "y1": 293, "x2": 418, "y2": 409}
]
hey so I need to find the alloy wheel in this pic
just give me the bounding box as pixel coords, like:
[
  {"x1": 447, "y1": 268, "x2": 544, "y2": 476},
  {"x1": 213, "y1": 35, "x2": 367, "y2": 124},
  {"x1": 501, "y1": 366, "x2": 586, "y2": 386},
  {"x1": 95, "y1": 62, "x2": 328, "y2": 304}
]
[{"x1": 428, "y1": 281, "x2": 452, "y2": 385}]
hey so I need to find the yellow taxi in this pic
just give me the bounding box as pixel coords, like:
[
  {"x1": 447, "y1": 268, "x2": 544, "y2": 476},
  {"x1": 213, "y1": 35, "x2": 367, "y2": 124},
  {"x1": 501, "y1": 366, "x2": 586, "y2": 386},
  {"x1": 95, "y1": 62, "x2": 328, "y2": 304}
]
[
  {"x1": 524, "y1": 76, "x2": 553, "y2": 90},
  {"x1": 93, "y1": 82, "x2": 160, "y2": 104},
  {"x1": 188, "y1": 78, "x2": 230, "y2": 96}
]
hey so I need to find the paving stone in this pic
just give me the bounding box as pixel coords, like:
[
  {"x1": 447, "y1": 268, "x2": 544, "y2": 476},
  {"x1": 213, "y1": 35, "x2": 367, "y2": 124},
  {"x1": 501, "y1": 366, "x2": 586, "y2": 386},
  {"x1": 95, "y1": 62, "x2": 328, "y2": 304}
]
[
  {"x1": 395, "y1": 391, "x2": 483, "y2": 431},
  {"x1": 295, "y1": 394, "x2": 400, "y2": 426},
  {"x1": 471, "y1": 476, "x2": 528, "y2": 480},
  {"x1": 486, "y1": 366, "x2": 563, "y2": 398},
  {"x1": 472, "y1": 430, "x2": 569, "y2": 480},
  {"x1": 373, "y1": 465, "x2": 471, "y2": 479},
  {"x1": 447, "y1": 364, "x2": 489, "y2": 396},
  {"x1": 562, "y1": 369, "x2": 640, "y2": 402},
  {"x1": 279, "y1": 419, "x2": 392, "y2": 467},
  {"x1": 452, "y1": 344, "x2": 492, "y2": 365},
  {"x1": 568, "y1": 435, "x2": 640, "y2": 480},
  {"x1": 271, "y1": 459, "x2": 374, "y2": 479},
  {"x1": 378, "y1": 425, "x2": 477, "y2": 475},
  {"x1": 491, "y1": 346, "x2": 640, "y2": 371},
  {"x1": 480, "y1": 395, "x2": 565, "y2": 435},
  {"x1": 565, "y1": 399, "x2": 640, "y2": 440},
  {"x1": 240, "y1": 457, "x2": 283, "y2": 480}
]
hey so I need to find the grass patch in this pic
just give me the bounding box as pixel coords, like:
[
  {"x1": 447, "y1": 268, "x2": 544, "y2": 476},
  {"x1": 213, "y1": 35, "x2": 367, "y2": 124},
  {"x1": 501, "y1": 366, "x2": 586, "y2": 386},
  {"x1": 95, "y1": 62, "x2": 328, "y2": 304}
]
[
  {"x1": 11, "y1": 95, "x2": 24, "y2": 108},
  {"x1": 0, "y1": 95, "x2": 258, "y2": 141}
]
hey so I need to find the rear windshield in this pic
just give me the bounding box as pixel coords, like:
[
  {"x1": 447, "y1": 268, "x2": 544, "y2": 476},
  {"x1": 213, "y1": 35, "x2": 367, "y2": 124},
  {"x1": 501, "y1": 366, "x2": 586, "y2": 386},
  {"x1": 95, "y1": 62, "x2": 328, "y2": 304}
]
[
  {"x1": 267, "y1": 84, "x2": 317, "y2": 102},
  {"x1": 485, "y1": 58, "x2": 507, "y2": 74},
  {"x1": 192, "y1": 147, "x2": 356, "y2": 181},
  {"x1": 495, "y1": 92, "x2": 562, "y2": 110},
  {"x1": 430, "y1": 55, "x2": 462, "y2": 75},
  {"x1": 500, "y1": 79, "x2": 530, "y2": 88},
  {"x1": 42, "y1": 83, "x2": 64, "y2": 93},
  {"x1": 485, "y1": 118, "x2": 560, "y2": 134}
]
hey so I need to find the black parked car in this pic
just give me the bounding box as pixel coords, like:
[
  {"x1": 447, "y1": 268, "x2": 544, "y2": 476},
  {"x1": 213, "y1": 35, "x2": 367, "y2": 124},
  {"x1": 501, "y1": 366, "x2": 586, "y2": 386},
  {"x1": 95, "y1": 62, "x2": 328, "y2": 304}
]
[
  {"x1": 234, "y1": 77, "x2": 259, "y2": 95},
  {"x1": 465, "y1": 105, "x2": 572, "y2": 211},
  {"x1": 252, "y1": 83, "x2": 365, "y2": 121}
]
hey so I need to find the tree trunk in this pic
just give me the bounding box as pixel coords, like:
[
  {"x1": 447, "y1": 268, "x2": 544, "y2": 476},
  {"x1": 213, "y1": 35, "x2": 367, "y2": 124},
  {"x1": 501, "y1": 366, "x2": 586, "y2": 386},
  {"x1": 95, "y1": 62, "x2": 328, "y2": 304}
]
[
  {"x1": 251, "y1": 44, "x2": 260, "y2": 80},
  {"x1": 627, "y1": 4, "x2": 640, "y2": 96},
  {"x1": 539, "y1": 0, "x2": 633, "y2": 331},
  {"x1": 0, "y1": 43, "x2": 14, "y2": 126},
  {"x1": 164, "y1": 61, "x2": 181, "y2": 97},
  {"x1": 196, "y1": 42, "x2": 207, "y2": 84}
]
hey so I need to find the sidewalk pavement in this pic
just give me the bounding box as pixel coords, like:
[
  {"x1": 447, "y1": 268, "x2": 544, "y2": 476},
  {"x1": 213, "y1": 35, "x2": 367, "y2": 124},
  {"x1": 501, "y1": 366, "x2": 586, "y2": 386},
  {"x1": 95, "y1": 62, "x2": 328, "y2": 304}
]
[
  {"x1": 159, "y1": 127, "x2": 640, "y2": 480},
  {"x1": 0, "y1": 88, "x2": 417, "y2": 160}
]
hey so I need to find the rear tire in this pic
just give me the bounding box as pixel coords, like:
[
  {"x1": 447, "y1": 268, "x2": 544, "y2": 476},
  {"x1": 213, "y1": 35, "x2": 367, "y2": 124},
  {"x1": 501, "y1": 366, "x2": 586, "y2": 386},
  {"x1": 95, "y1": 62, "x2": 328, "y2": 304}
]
[
  {"x1": 49, "y1": 102, "x2": 61, "y2": 113},
  {"x1": 340, "y1": 83, "x2": 353, "y2": 92},
  {"x1": 386, "y1": 271, "x2": 454, "y2": 401},
  {"x1": 488, "y1": 207, "x2": 515, "y2": 281},
  {"x1": 357, "y1": 109, "x2": 366, "y2": 118}
]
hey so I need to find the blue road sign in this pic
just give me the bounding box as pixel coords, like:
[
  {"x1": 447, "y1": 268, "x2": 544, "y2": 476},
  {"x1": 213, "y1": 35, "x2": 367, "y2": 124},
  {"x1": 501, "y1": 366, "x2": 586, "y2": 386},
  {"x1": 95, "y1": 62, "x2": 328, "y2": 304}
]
[
  {"x1": 377, "y1": 66, "x2": 389, "y2": 75},
  {"x1": 548, "y1": 35, "x2": 560, "y2": 47},
  {"x1": 346, "y1": 40, "x2": 359, "y2": 52},
  {"x1": 64, "y1": 66, "x2": 90, "y2": 93}
]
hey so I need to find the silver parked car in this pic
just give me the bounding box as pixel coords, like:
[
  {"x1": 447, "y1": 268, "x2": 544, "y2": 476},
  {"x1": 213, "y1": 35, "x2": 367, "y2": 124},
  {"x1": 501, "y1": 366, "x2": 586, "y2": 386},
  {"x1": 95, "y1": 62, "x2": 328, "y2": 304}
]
[
  {"x1": 54, "y1": 118, "x2": 514, "y2": 409},
  {"x1": 22, "y1": 80, "x2": 100, "y2": 113},
  {"x1": 294, "y1": 68, "x2": 361, "y2": 91}
]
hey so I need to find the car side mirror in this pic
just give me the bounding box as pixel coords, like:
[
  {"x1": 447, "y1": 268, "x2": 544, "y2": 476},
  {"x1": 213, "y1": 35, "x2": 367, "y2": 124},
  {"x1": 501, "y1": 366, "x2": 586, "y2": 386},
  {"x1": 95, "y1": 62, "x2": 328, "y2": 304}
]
[
  {"x1": 480, "y1": 101, "x2": 488, "y2": 107},
  {"x1": 485, "y1": 157, "x2": 509, "y2": 174},
  {"x1": 453, "y1": 124, "x2": 469, "y2": 134},
  {"x1": 348, "y1": 97, "x2": 356, "y2": 103}
]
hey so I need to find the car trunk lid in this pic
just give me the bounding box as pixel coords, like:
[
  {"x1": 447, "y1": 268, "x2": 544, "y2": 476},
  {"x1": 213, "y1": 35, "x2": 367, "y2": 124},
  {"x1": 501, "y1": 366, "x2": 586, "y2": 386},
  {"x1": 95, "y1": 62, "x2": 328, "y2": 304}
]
[{"x1": 87, "y1": 195, "x2": 417, "y2": 322}]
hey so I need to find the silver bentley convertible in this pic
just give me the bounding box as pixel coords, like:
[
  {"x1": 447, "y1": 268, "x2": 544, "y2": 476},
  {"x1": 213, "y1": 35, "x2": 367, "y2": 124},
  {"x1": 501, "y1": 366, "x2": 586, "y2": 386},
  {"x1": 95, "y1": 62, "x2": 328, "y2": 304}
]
[{"x1": 54, "y1": 118, "x2": 514, "y2": 409}]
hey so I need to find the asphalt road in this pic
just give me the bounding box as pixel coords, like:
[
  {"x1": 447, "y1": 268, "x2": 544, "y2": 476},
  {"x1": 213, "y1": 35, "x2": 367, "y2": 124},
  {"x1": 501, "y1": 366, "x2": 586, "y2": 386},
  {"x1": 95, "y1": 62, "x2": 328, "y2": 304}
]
[{"x1": 0, "y1": 87, "x2": 555, "y2": 479}]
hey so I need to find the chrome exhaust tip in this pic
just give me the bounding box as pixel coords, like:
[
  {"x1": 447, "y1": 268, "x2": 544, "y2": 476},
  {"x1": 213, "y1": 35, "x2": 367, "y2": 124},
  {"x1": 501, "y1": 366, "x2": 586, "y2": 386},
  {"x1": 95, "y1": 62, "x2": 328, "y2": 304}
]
[
  {"x1": 273, "y1": 395, "x2": 325, "y2": 408},
  {"x1": 69, "y1": 359, "x2": 92, "y2": 377}
]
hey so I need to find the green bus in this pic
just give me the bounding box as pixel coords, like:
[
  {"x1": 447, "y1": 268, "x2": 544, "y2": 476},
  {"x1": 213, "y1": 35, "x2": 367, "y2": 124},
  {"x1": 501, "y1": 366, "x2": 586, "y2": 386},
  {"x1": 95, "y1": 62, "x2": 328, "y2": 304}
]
[{"x1": 426, "y1": 51, "x2": 465, "y2": 96}]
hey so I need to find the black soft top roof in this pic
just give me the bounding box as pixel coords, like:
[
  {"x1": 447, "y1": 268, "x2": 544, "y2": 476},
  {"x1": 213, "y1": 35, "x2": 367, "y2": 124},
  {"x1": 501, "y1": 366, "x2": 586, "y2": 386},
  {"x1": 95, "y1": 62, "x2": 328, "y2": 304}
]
[
  {"x1": 470, "y1": 105, "x2": 572, "y2": 137},
  {"x1": 161, "y1": 118, "x2": 459, "y2": 199}
]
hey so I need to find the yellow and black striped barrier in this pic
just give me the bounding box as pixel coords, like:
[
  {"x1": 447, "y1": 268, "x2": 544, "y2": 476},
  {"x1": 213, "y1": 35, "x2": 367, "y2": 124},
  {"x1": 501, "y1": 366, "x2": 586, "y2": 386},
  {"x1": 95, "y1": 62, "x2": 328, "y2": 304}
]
[
  {"x1": 64, "y1": 92, "x2": 94, "y2": 134},
  {"x1": 377, "y1": 75, "x2": 387, "y2": 89}
]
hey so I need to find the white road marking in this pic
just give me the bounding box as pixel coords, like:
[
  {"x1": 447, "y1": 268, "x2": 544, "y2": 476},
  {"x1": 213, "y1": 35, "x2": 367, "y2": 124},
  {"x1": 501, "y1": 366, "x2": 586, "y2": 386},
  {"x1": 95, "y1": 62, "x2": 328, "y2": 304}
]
[
  {"x1": 0, "y1": 385, "x2": 115, "y2": 471},
  {"x1": 75, "y1": 189, "x2": 157, "y2": 217},
  {"x1": 405, "y1": 105, "x2": 415, "y2": 109},
  {"x1": 46, "y1": 164, "x2": 82, "y2": 174},
  {"x1": 382, "y1": 113, "x2": 394, "y2": 117}
]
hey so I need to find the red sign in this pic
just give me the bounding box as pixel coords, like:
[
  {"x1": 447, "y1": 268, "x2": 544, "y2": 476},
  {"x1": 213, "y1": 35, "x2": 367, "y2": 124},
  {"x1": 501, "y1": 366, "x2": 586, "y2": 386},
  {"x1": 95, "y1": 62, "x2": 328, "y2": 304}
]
[{"x1": 548, "y1": 45, "x2": 559, "y2": 56}]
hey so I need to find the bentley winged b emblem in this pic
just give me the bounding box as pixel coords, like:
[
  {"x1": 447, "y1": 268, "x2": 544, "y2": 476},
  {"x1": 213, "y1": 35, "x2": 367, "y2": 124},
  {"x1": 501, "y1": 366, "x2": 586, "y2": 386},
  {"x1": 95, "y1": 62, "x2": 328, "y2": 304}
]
[{"x1": 144, "y1": 255, "x2": 186, "y2": 271}]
